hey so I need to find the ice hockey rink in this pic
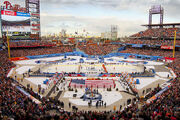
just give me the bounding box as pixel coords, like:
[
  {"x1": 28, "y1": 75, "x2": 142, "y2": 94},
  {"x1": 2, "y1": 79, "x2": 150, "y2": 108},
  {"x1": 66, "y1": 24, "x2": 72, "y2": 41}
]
[{"x1": 8, "y1": 55, "x2": 176, "y2": 108}]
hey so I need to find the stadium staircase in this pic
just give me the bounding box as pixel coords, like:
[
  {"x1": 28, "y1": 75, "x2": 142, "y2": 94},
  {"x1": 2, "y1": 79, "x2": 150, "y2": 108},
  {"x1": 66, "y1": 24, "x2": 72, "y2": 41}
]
[
  {"x1": 45, "y1": 73, "x2": 64, "y2": 98},
  {"x1": 119, "y1": 74, "x2": 138, "y2": 96},
  {"x1": 45, "y1": 82, "x2": 58, "y2": 98},
  {"x1": 102, "y1": 64, "x2": 108, "y2": 73},
  {"x1": 3, "y1": 41, "x2": 8, "y2": 48},
  {"x1": 127, "y1": 83, "x2": 138, "y2": 95},
  {"x1": 54, "y1": 91, "x2": 62, "y2": 100}
]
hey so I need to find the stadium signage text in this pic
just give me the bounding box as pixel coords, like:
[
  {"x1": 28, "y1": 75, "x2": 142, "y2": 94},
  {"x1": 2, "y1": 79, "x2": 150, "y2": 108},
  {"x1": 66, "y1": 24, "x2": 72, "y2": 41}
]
[
  {"x1": 29, "y1": 0, "x2": 39, "y2": 4},
  {"x1": 1, "y1": 10, "x2": 16, "y2": 16},
  {"x1": 3, "y1": 1, "x2": 26, "y2": 13},
  {"x1": 161, "y1": 45, "x2": 173, "y2": 50},
  {"x1": 1, "y1": 10, "x2": 30, "y2": 17}
]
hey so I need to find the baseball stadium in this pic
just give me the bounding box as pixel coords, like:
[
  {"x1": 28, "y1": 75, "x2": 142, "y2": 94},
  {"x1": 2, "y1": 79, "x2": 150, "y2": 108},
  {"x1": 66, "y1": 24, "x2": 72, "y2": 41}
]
[{"x1": 0, "y1": 0, "x2": 179, "y2": 119}]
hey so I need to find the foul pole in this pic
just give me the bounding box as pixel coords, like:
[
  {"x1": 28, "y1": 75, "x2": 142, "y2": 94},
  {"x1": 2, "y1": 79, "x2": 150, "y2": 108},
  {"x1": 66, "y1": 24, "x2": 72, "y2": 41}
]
[
  {"x1": 7, "y1": 30, "x2": 11, "y2": 59},
  {"x1": 173, "y1": 30, "x2": 176, "y2": 58}
]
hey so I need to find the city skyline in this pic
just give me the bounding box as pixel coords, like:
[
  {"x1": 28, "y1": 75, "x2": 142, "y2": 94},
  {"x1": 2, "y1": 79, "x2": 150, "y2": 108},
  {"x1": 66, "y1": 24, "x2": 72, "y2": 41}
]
[
  {"x1": 40, "y1": 0, "x2": 180, "y2": 37},
  {"x1": 1, "y1": 0, "x2": 180, "y2": 37}
]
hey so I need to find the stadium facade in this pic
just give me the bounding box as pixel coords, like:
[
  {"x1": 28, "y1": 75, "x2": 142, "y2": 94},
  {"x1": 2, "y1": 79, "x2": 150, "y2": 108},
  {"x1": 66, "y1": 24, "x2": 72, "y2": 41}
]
[{"x1": 0, "y1": 0, "x2": 40, "y2": 44}]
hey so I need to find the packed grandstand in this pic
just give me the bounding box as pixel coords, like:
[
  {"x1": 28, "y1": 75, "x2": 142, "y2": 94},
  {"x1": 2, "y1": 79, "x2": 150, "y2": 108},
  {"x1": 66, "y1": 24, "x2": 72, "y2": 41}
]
[
  {"x1": 0, "y1": 1, "x2": 180, "y2": 120},
  {"x1": 0, "y1": 26, "x2": 180, "y2": 119}
]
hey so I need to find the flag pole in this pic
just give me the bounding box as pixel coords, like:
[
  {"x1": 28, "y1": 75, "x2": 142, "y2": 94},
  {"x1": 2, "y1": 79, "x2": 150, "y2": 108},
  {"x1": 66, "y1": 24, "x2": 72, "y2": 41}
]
[
  {"x1": 7, "y1": 29, "x2": 11, "y2": 59},
  {"x1": 173, "y1": 30, "x2": 176, "y2": 58}
]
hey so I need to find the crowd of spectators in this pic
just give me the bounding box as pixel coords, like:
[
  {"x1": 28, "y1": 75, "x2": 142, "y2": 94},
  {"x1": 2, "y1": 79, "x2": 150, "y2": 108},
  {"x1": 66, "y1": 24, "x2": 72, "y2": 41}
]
[
  {"x1": 129, "y1": 27, "x2": 180, "y2": 46},
  {"x1": 102, "y1": 44, "x2": 122, "y2": 54},
  {"x1": 9, "y1": 40, "x2": 56, "y2": 48},
  {"x1": 78, "y1": 43, "x2": 122, "y2": 55},
  {"x1": 10, "y1": 46, "x2": 74, "y2": 57},
  {"x1": 0, "y1": 50, "x2": 66, "y2": 119},
  {"x1": 120, "y1": 47, "x2": 178, "y2": 57},
  {"x1": 0, "y1": 43, "x2": 180, "y2": 119},
  {"x1": 140, "y1": 77, "x2": 180, "y2": 120},
  {"x1": 131, "y1": 28, "x2": 180, "y2": 38},
  {"x1": 124, "y1": 39, "x2": 180, "y2": 46}
]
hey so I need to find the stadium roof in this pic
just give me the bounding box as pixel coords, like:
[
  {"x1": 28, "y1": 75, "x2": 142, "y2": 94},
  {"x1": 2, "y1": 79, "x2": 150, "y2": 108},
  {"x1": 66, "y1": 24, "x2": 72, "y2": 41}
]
[{"x1": 142, "y1": 23, "x2": 180, "y2": 28}]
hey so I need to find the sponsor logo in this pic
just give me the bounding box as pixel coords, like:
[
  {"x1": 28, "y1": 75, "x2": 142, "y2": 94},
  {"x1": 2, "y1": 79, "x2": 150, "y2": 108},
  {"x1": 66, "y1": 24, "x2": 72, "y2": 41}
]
[
  {"x1": 161, "y1": 46, "x2": 173, "y2": 50},
  {"x1": 2, "y1": 10, "x2": 30, "y2": 17},
  {"x1": 3, "y1": 1, "x2": 27, "y2": 13}
]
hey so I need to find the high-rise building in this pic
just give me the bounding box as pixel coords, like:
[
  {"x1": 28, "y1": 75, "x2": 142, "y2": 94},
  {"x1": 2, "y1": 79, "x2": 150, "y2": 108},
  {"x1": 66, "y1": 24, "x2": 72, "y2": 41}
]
[
  {"x1": 111, "y1": 25, "x2": 118, "y2": 40},
  {"x1": 101, "y1": 25, "x2": 118, "y2": 40},
  {"x1": 61, "y1": 29, "x2": 66, "y2": 38}
]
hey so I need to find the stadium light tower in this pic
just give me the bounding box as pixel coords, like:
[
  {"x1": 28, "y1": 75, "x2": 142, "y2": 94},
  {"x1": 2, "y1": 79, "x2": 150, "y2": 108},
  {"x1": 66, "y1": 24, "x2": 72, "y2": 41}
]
[
  {"x1": 0, "y1": 7, "x2": 2, "y2": 44},
  {"x1": 149, "y1": 5, "x2": 164, "y2": 29}
]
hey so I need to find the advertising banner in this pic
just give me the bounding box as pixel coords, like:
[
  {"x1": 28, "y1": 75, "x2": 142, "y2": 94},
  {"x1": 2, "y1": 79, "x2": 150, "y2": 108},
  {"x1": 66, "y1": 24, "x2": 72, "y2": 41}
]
[
  {"x1": 148, "y1": 45, "x2": 157, "y2": 48},
  {"x1": 1, "y1": 10, "x2": 17, "y2": 16},
  {"x1": 1, "y1": 10, "x2": 30, "y2": 17},
  {"x1": 29, "y1": 4, "x2": 37, "y2": 8},
  {"x1": 161, "y1": 45, "x2": 173, "y2": 50},
  {"x1": 17, "y1": 12, "x2": 30, "y2": 17},
  {"x1": 31, "y1": 18, "x2": 40, "y2": 21},
  {"x1": 164, "y1": 57, "x2": 176, "y2": 62},
  {"x1": 31, "y1": 28, "x2": 40, "y2": 31},
  {"x1": 31, "y1": 13, "x2": 40, "y2": 17},
  {"x1": 32, "y1": 24, "x2": 40, "y2": 26},
  {"x1": 1, "y1": 0, "x2": 26, "y2": 12},
  {"x1": 132, "y1": 44, "x2": 143, "y2": 48},
  {"x1": 29, "y1": 0, "x2": 39, "y2": 3}
]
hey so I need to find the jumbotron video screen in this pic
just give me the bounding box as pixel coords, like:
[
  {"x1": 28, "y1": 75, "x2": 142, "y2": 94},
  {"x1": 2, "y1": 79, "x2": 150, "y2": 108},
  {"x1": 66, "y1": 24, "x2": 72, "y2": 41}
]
[{"x1": 0, "y1": 0, "x2": 40, "y2": 40}]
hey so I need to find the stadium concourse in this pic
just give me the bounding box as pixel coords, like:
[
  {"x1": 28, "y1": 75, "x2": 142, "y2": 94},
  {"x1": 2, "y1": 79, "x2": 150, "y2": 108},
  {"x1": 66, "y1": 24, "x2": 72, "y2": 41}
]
[{"x1": 0, "y1": 37, "x2": 179, "y2": 119}]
